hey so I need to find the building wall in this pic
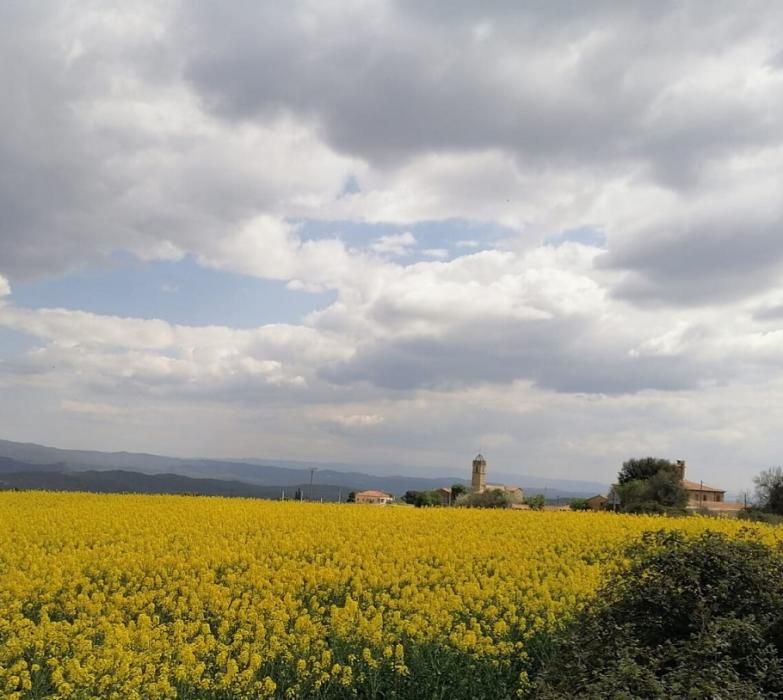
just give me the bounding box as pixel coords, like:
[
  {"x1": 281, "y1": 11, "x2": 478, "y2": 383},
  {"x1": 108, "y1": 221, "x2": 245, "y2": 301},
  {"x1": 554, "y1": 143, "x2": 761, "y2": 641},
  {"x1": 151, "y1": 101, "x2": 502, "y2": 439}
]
[
  {"x1": 356, "y1": 494, "x2": 392, "y2": 505},
  {"x1": 687, "y1": 490, "x2": 723, "y2": 504},
  {"x1": 471, "y1": 458, "x2": 486, "y2": 493},
  {"x1": 586, "y1": 496, "x2": 607, "y2": 511}
]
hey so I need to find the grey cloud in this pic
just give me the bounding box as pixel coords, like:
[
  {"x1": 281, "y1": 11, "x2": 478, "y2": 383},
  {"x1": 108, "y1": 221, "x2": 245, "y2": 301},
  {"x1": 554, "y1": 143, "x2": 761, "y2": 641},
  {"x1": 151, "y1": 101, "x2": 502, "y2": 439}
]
[
  {"x1": 0, "y1": 3, "x2": 346, "y2": 280},
  {"x1": 753, "y1": 304, "x2": 783, "y2": 322},
  {"x1": 598, "y1": 214, "x2": 783, "y2": 305},
  {"x1": 179, "y1": 2, "x2": 782, "y2": 184},
  {"x1": 321, "y1": 317, "x2": 702, "y2": 394}
]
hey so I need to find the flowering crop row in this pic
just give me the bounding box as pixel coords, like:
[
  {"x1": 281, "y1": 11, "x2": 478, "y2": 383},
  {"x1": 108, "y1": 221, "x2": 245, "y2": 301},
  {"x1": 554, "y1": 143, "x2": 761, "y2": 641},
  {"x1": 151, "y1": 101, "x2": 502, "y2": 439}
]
[{"x1": 0, "y1": 492, "x2": 778, "y2": 699}]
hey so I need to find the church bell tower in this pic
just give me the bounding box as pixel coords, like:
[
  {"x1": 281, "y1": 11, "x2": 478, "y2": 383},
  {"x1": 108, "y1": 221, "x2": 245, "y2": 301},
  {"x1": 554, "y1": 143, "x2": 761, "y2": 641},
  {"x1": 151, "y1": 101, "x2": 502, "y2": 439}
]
[{"x1": 471, "y1": 453, "x2": 487, "y2": 493}]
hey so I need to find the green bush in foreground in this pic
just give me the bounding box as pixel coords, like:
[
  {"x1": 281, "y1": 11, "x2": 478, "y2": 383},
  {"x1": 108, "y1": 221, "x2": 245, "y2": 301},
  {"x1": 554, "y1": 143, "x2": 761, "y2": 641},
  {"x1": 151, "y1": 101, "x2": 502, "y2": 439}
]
[{"x1": 533, "y1": 530, "x2": 783, "y2": 699}]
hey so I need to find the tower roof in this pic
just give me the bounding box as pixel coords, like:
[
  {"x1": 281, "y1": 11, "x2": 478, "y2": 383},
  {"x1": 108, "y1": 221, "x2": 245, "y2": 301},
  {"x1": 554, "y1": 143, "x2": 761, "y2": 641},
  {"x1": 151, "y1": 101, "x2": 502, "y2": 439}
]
[{"x1": 474, "y1": 453, "x2": 486, "y2": 462}]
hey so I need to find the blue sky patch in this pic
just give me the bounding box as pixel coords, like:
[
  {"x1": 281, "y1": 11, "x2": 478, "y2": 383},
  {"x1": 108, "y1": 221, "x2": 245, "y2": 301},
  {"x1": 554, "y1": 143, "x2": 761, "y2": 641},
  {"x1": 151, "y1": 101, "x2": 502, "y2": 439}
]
[
  {"x1": 10, "y1": 254, "x2": 336, "y2": 328},
  {"x1": 296, "y1": 218, "x2": 512, "y2": 260},
  {"x1": 545, "y1": 226, "x2": 607, "y2": 248}
]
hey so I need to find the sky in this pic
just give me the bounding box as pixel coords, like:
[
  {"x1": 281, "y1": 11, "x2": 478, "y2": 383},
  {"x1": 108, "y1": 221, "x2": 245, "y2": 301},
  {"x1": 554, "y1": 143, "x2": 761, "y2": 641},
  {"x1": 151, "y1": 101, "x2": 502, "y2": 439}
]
[{"x1": 0, "y1": 1, "x2": 782, "y2": 490}]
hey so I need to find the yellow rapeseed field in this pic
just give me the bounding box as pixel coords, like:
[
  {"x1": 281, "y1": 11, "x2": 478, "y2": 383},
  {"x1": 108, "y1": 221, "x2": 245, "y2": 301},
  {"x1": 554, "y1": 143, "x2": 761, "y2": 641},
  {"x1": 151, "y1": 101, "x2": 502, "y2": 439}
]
[{"x1": 0, "y1": 492, "x2": 779, "y2": 699}]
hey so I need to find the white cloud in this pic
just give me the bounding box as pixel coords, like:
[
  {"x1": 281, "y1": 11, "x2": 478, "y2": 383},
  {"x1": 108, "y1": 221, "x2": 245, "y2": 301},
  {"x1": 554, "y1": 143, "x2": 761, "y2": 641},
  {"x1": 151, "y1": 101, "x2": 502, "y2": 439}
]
[
  {"x1": 371, "y1": 232, "x2": 417, "y2": 257},
  {"x1": 332, "y1": 414, "x2": 385, "y2": 427}
]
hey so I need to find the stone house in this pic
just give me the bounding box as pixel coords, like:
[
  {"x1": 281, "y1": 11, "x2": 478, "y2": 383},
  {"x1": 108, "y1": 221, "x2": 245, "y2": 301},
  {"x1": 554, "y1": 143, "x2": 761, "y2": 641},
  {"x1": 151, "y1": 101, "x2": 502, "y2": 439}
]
[
  {"x1": 675, "y1": 460, "x2": 743, "y2": 516},
  {"x1": 485, "y1": 484, "x2": 524, "y2": 502},
  {"x1": 585, "y1": 494, "x2": 608, "y2": 511},
  {"x1": 355, "y1": 490, "x2": 394, "y2": 505}
]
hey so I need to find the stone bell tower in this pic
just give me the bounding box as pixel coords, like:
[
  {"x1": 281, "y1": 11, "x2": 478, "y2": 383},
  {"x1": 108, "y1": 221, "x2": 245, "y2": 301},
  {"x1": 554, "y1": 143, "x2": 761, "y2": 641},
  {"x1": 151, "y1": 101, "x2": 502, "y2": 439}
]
[
  {"x1": 674, "y1": 459, "x2": 686, "y2": 481},
  {"x1": 471, "y1": 453, "x2": 487, "y2": 493}
]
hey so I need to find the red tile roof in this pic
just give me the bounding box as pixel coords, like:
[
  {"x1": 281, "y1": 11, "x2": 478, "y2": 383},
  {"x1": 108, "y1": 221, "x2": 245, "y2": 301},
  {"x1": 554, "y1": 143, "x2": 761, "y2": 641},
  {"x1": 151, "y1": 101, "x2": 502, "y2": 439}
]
[
  {"x1": 356, "y1": 490, "x2": 392, "y2": 498},
  {"x1": 682, "y1": 479, "x2": 724, "y2": 493}
]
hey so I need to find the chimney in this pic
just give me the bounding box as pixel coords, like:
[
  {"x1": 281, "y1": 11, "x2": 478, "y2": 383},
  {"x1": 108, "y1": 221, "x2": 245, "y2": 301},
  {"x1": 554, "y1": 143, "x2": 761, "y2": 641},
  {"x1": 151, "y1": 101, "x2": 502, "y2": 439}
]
[{"x1": 674, "y1": 459, "x2": 686, "y2": 481}]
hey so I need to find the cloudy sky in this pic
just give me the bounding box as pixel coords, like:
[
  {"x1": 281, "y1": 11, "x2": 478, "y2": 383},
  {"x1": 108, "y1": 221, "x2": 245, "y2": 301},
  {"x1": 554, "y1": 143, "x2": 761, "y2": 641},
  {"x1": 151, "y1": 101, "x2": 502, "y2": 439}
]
[{"x1": 1, "y1": 1, "x2": 782, "y2": 488}]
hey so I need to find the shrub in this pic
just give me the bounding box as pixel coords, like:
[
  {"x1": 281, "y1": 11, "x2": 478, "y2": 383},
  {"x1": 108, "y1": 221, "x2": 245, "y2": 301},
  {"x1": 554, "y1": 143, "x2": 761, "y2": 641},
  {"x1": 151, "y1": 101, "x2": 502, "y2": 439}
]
[{"x1": 534, "y1": 530, "x2": 783, "y2": 698}]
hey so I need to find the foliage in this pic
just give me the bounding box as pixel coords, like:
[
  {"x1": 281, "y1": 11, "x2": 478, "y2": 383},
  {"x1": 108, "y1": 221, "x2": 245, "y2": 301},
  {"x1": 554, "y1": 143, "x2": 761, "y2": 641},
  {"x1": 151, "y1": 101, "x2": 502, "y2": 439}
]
[
  {"x1": 617, "y1": 457, "x2": 677, "y2": 484},
  {"x1": 754, "y1": 466, "x2": 783, "y2": 515},
  {"x1": 402, "y1": 490, "x2": 444, "y2": 507},
  {"x1": 401, "y1": 489, "x2": 418, "y2": 505},
  {"x1": 460, "y1": 489, "x2": 513, "y2": 508},
  {"x1": 739, "y1": 507, "x2": 783, "y2": 525},
  {"x1": 569, "y1": 498, "x2": 588, "y2": 511},
  {"x1": 524, "y1": 494, "x2": 545, "y2": 511},
  {"x1": 346, "y1": 491, "x2": 356, "y2": 503},
  {"x1": 615, "y1": 457, "x2": 688, "y2": 514},
  {"x1": 535, "y1": 530, "x2": 783, "y2": 699},
  {"x1": 450, "y1": 483, "x2": 468, "y2": 499},
  {"x1": 2, "y1": 493, "x2": 783, "y2": 699}
]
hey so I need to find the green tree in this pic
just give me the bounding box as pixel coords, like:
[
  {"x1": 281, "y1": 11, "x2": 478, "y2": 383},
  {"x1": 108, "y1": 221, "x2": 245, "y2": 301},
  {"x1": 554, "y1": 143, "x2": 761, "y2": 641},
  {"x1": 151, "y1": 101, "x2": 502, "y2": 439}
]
[
  {"x1": 346, "y1": 491, "x2": 356, "y2": 503},
  {"x1": 618, "y1": 456, "x2": 678, "y2": 484},
  {"x1": 450, "y1": 483, "x2": 468, "y2": 500},
  {"x1": 525, "y1": 494, "x2": 545, "y2": 511},
  {"x1": 614, "y1": 457, "x2": 687, "y2": 514},
  {"x1": 418, "y1": 491, "x2": 438, "y2": 507},
  {"x1": 569, "y1": 498, "x2": 588, "y2": 511},
  {"x1": 402, "y1": 490, "x2": 420, "y2": 505},
  {"x1": 534, "y1": 530, "x2": 783, "y2": 698},
  {"x1": 754, "y1": 466, "x2": 783, "y2": 515}
]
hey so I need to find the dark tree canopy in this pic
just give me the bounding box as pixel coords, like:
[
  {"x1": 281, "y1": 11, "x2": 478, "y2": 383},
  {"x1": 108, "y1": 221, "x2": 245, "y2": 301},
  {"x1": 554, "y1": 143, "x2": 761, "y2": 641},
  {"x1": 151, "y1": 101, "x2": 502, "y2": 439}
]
[
  {"x1": 402, "y1": 490, "x2": 438, "y2": 507},
  {"x1": 618, "y1": 457, "x2": 677, "y2": 484},
  {"x1": 535, "y1": 530, "x2": 783, "y2": 698},
  {"x1": 569, "y1": 498, "x2": 588, "y2": 511},
  {"x1": 754, "y1": 466, "x2": 783, "y2": 515},
  {"x1": 614, "y1": 457, "x2": 688, "y2": 514},
  {"x1": 450, "y1": 483, "x2": 468, "y2": 499}
]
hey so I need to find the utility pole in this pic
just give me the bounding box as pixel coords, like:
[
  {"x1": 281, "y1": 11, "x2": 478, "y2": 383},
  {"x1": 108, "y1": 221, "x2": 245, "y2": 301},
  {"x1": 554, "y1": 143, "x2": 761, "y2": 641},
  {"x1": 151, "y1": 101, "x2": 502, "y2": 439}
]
[{"x1": 309, "y1": 467, "x2": 318, "y2": 501}]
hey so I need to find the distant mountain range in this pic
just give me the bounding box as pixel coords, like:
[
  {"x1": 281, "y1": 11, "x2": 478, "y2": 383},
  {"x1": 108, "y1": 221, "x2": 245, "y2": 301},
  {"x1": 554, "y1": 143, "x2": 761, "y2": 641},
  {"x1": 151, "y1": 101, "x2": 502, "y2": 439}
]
[{"x1": 0, "y1": 439, "x2": 608, "y2": 501}]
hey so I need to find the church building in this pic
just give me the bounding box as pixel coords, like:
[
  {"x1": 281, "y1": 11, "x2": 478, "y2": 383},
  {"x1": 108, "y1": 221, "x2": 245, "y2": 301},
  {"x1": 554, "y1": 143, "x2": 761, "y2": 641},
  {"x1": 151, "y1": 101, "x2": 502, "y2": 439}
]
[{"x1": 471, "y1": 454, "x2": 524, "y2": 501}]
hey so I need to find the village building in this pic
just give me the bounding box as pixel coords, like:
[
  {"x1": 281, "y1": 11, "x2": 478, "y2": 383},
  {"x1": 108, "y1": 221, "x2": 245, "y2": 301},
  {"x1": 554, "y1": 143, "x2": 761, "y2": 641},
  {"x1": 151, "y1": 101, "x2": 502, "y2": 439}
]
[
  {"x1": 485, "y1": 484, "x2": 524, "y2": 501},
  {"x1": 433, "y1": 487, "x2": 453, "y2": 506},
  {"x1": 471, "y1": 454, "x2": 487, "y2": 492},
  {"x1": 603, "y1": 459, "x2": 743, "y2": 516},
  {"x1": 673, "y1": 460, "x2": 743, "y2": 515},
  {"x1": 585, "y1": 494, "x2": 608, "y2": 511},
  {"x1": 354, "y1": 489, "x2": 394, "y2": 505},
  {"x1": 470, "y1": 454, "x2": 524, "y2": 502}
]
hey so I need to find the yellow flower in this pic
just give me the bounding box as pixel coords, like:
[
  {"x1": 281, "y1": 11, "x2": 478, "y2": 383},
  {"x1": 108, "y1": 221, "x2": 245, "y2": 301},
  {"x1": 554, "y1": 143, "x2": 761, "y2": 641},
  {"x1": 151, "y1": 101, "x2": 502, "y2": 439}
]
[{"x1": 0, "y1": 491, "x2": 778, "y2": 698}]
